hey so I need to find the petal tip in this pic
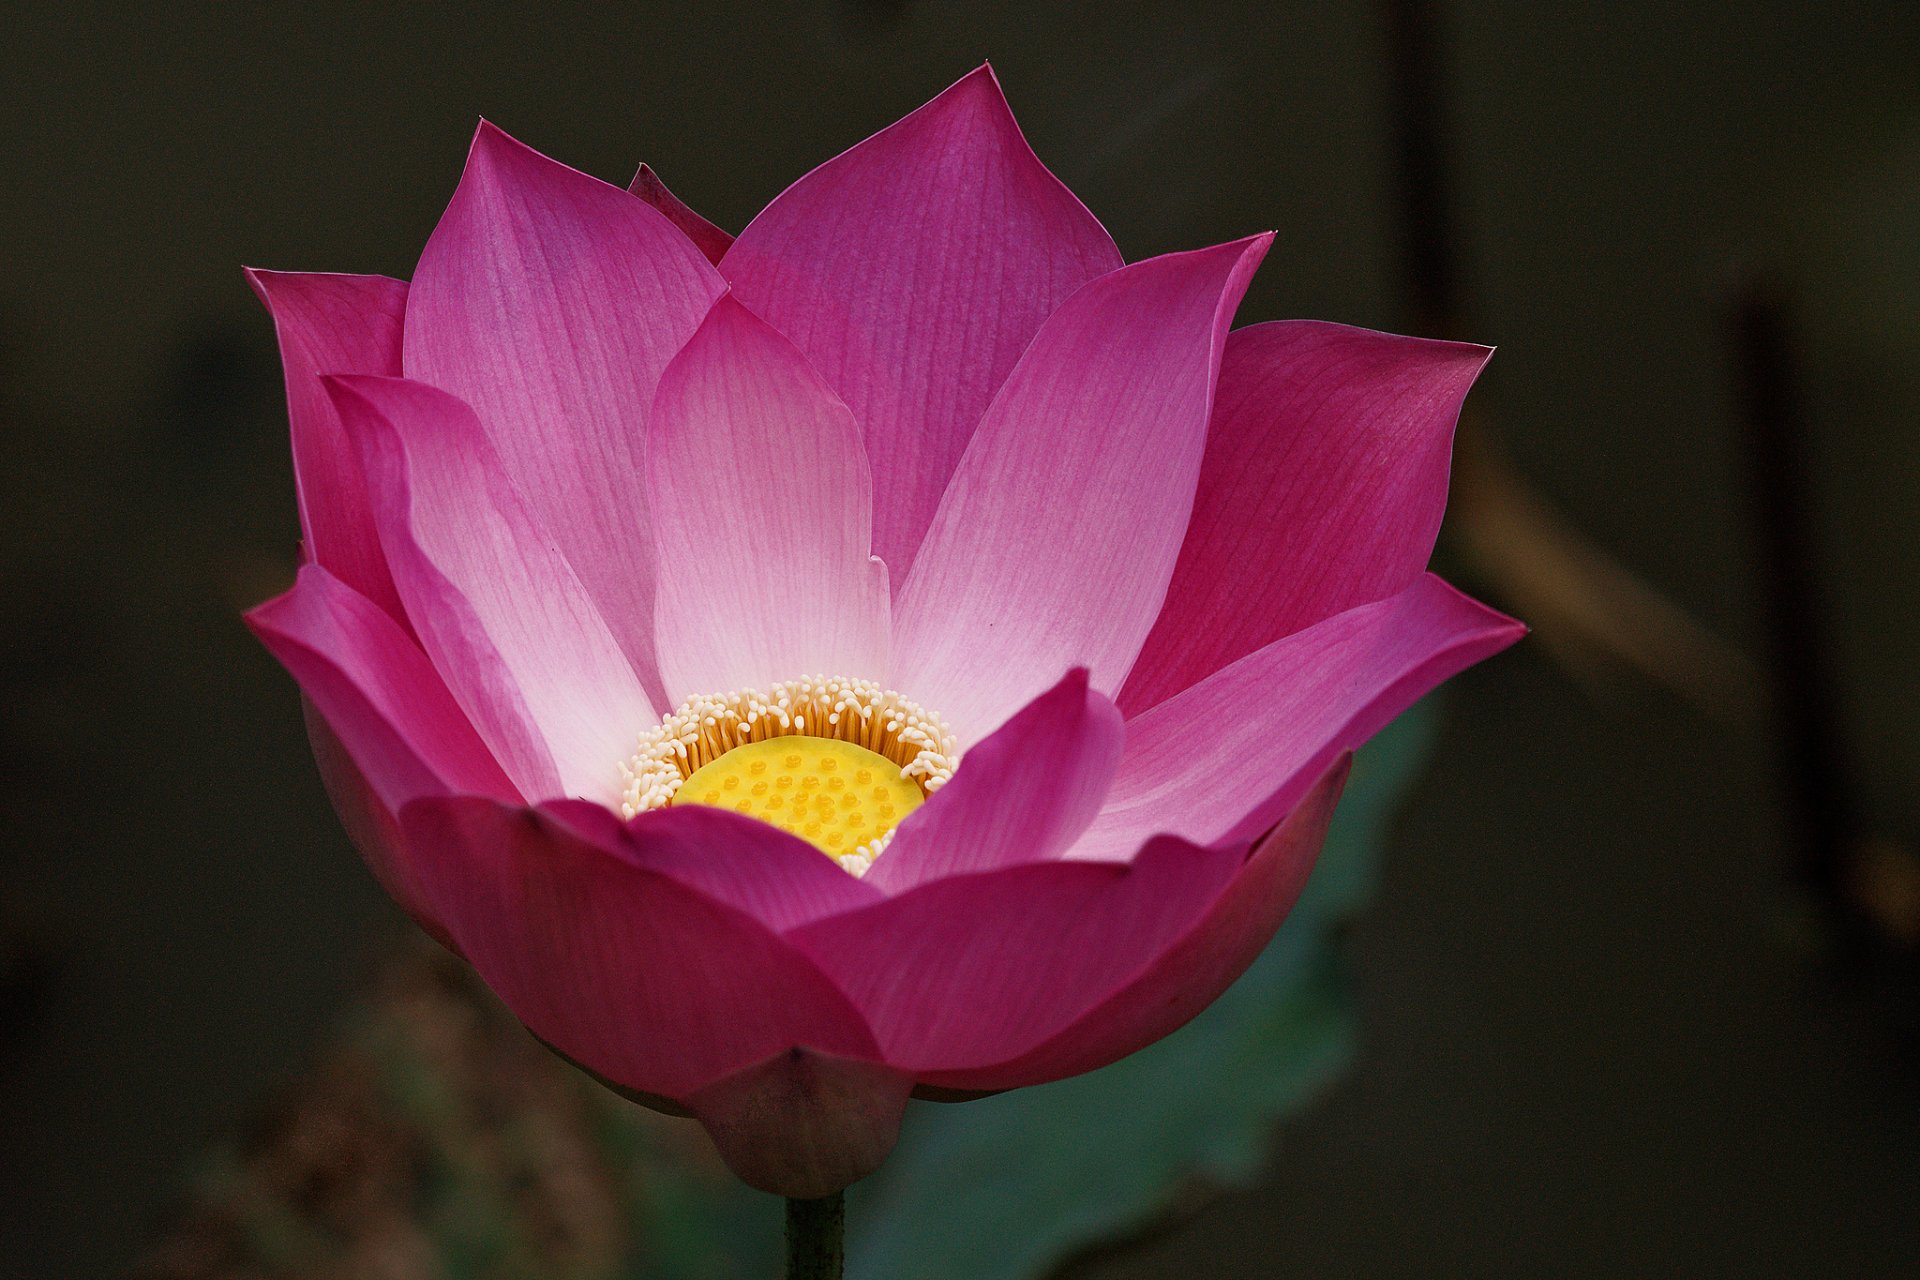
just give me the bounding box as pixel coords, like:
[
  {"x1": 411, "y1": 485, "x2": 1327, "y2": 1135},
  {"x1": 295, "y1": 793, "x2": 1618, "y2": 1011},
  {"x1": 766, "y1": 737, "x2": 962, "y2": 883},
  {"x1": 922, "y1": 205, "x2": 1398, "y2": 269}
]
[
  {"x1": 922, "y1": 60, "x2": 1024, "y2": 138},
  {"x1": 1237, "y1": 229, "x2": 1277, "y2": 269},
  {"x1": 240, "y1": 265, "x2": 302, "y2": 309},
  {"x1": 462, "y1": 117, "x2": 571, "y2": 188}
]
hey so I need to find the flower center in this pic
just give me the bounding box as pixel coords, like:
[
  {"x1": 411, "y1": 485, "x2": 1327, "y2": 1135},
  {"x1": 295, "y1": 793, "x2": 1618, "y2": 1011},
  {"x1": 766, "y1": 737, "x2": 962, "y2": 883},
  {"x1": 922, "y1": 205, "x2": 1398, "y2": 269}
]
[
  {"x1": 620, "y1": 676, "x2": 958, "y2": 876},
  {"x1": 671, "y1": 737, "x2": 925, "y2": 865}
]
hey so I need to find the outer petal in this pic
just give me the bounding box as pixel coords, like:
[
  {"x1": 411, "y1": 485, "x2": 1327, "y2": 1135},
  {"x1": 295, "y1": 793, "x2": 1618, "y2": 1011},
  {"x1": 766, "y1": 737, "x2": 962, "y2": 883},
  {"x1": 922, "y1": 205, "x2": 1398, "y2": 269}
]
[
  {"x1": 722, "y1": 65, "x2": 1124, "y2": 582},
  {"x1": 1121, "y1": 322, "x2": 1492, "y2": 713},
  {"x1": 921, "y1": 759, "x2": 1348, "y2": 1092},
  {"x1": 647, "y1": 294, "x2": 889, "y2": 702},
  {"x1": 534, "y1": 799, "x2": 884, "y2": 934},
  {"x1": 1072, "y1": 574, "x2": 1523, "y2": 860},
  {"x1": 246, "y1": 565, "x2": 515, "y2": 941},
  {"x1": 403, "y1": 122, "x2": 726, "y2": 703},
  {"x1": 399, "y1": 796, "x2": 884, "y2": 1104},
  {"x1": 302, "y1": 705, "x2": 457, "y2": 952},
  {"x1": 245, "y1": 269, "x2": 409, "y2": 625},
  {"x1": 787, "y1": 833, "x2": 1251, "y2": 1073},
  {"x1": 244, "y1": 564, "x2": 515, "y2": 810},
  {"x1": 629, "y1": 164, "x2": 734, "y2": 265},
  {"x1": 330, "y1": 374, "x2": 653, "y2": 805},
  {"x1": 891, "y1": 236, "x2": 1272, "y2": 745},
  {"x1": 863, "y1": 669, "x2": 1123, "y2": 895}
]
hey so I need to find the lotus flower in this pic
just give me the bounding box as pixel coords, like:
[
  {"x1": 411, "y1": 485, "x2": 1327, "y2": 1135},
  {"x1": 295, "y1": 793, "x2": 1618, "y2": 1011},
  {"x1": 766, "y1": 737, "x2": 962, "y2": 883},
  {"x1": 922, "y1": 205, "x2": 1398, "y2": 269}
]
[{"x1": 244, "y1": 67, "x2": 1522, "y2": 1198}]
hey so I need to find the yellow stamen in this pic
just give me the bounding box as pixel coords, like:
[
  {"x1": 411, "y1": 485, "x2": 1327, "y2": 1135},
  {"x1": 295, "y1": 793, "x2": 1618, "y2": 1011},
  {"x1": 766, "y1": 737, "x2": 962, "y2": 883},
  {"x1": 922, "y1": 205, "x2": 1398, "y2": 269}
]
[
  {"x1": 619, "y1": 675, "x2": 958, "y2": 875},
  {"x1": 669, "y1": 737, "x2": 925, "y2": 870}
]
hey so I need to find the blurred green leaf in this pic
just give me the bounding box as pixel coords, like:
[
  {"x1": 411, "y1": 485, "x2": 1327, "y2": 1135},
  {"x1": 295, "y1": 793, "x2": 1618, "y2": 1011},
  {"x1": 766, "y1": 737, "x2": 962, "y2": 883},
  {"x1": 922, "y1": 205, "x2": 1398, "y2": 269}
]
[{"x1": 846, "y1": 703, "x2": 1440, "y2": 1280}]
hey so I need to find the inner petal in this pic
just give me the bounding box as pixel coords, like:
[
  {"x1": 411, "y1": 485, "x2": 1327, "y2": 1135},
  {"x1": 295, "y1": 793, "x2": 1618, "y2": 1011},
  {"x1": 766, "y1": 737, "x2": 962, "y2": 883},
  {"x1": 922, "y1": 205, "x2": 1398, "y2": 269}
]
[{"x1": 621, "y1": 676, "x2": 958, "y2": 876}]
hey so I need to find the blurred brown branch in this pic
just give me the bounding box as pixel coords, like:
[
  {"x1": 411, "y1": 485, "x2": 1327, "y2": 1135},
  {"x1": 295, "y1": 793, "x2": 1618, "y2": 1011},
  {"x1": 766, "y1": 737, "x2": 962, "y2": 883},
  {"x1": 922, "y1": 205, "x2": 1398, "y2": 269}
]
[{"x1": 1449, "y1": 415, "x2": 1766, "y2": 721}]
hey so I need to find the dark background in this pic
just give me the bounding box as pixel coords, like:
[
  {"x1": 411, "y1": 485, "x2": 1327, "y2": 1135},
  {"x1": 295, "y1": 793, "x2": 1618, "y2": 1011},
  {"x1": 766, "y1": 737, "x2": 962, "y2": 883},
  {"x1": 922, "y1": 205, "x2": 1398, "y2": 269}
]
[{"x1": 3, "y1": 2, "x2": 1918, "y2": 1275}]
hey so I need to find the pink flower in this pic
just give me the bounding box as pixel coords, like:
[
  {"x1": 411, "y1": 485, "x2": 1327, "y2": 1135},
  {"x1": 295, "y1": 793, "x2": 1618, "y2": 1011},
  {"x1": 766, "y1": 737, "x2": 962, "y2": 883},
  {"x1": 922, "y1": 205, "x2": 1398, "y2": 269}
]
[{"x1": 245, "y1": 67, "x2": 1522, "y2": 1198}]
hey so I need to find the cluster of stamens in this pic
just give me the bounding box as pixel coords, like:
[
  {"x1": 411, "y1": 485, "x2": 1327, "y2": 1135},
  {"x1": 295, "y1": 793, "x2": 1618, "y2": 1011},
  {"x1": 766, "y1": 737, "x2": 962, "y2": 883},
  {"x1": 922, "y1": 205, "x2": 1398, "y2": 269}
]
[{"x1": 620, "y1": 676, "x2": 959, "y2": 875}]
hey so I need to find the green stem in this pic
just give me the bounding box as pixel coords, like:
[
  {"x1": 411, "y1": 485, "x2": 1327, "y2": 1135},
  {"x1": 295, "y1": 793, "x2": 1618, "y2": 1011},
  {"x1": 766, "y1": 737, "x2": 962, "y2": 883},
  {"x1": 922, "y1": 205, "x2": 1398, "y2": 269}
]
[{"x1": 785, "y1": 1192, "x2": 845, "y2": 1280}]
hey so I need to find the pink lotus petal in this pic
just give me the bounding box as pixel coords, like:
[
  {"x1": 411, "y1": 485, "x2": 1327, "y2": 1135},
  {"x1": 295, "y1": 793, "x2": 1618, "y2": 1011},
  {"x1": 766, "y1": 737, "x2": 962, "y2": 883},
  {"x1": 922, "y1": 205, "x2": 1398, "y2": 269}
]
[
  {"x1": 245, "y1": 563, "x2": 513, "y2": 945},
  {"x1": 330, "y1": 374, "x2": 653, "y2": 805},
  {"x1": 245, "y1": 270, "x2": 409, "y2": 626},
  {"x1": 1122, "y1": 321, "x2": 1492, "y2": 713},
  {"x1": 647, "y1": 294, "x2": 889, "y2": 703},
  {"x1": 629, "y1": 163, "x2": 734, "y2": 265},
  {"x1": 302, "y1": 705, "x2": 460, "y2": 953},
  {"x1": 922, "y1": 759, "x2": 1348, "y2": 1092},
  {"x1": 400, "y1": 795, "x2": 884, "y2": 1102},
  {"x1": 690, "y1": 1047, "x2": 913, "y2": 1198},
  {"x1": 787, "y1": 833, "x2": 1249, "y2": 1073},
  {"x1": 863, "y1": 668, "x2": 1123, "y2": 895},
  {"x1": 404, "y1": 122, "x2": 725, "y2": 705},
  {"x1": 244, "y1": 564, "x2": 515, "y2": 810},
  {"x1": 890, "y1": 235, "x2": 1272, "y2": 745},
  {"x1": 535, "y1": 799, "x2": 885, "y2": 934},
  {"x1": 1072, "y1": 574, "x2": 1524, "y2": 860},
  {"x1": 723, "y1": 66, "x2": 1123, "y2": 584},
  {"x1": 245, "y1": 85, "x2": 1529, "y2": 1184}
]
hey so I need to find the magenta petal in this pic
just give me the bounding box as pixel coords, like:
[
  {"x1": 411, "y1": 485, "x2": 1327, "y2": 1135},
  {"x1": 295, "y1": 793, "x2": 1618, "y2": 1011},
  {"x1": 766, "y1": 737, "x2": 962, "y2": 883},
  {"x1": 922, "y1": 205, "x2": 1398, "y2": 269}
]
[
  {"x1": 647, "y1": 294, "x2": 889, "y2": 702},
  {"x1": 1122, "y1": 322, "x2": 1492, "y2": 713},
  {"x1": 723, "y1": 66, "x2": 1123, "y2": 583},
  {"x1": 535, "y1": 799, "x2": 884, "y2": 934},
  {"x1": 330, "y1": 374, "x2": 653, "y2": 805},
  {"x1": 689, "y1": 1048, "x2": 913, "y2": 1198},
  {"x1": 245, "y1": 269, "x2": 409, "y2": 626},
  {"x1": 244, "y1": 564, "x2": 515, "y2": 810},
  {"x1": 302, "y1": 705, "x2": 459, "y2": 953},
  {"x1": 788, "y1": 834, "x2": 1248, "y2": 1073},
  {"x1": 400, "y1": 795, "x2": 883, "y2": 1102},
  {"x1": 246, "y1": 564, "x2": 514, "y2": 943},
  {"x1": 891, "y1": 235, "x2": 1272, "y2": 745},
  {"x1": 1073, "y1": 574, "x2": 1523, "y2": 859},
  {"x1": 629, "y1": 164, "x2": 734, "y2": 266},
  {"x1": 863, "y1": 669, "x2": 1123, "y2": 895},
  {"x1": 404, "y1": 122, "x2": 726, "y2": 704},
  {"x1": 922, "y1": 760, "x2": 1348, "y2": 1092}
]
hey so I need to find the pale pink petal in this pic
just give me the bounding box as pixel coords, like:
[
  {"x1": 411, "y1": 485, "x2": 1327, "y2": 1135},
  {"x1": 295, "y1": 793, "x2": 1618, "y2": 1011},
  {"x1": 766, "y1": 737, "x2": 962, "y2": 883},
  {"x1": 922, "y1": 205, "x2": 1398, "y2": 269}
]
[
  {"x1": 1122, "y1": 322, "x2": 1492, "y2": 713},
  {"x1": 921, "y1": 760, "x2": 1348, "y2": 1092},
  {"x1": 404, "y1": 122, "x2": 726, "y2": 704},
  {"x1": 245, "y1": 270, "x2": 409, "y2": 625},
  {"x1": 647, "y1": 295, "x2": 889, "y2": 702},
  {"x1": 891, "y1": 236, "x2": 1272, "y2": 745},
  {"x1": 863, "y1": 669, "x2": 1123, "y2": 895},
  {"x1": 787, "y1": 833, "x2": 1249, "y2": 1072},
  {"x1": 722, "y1": 66, "x2": 1123, "y2": 582},
  {"x1": 330, "y1": 374, "x2": 654, "y2": 805},
  {"x1": 535, "y1": 799, "x2": 884, "y2": 934},
  {"x1": 244, "y1": 564, "x2": 515, "y2": 810},
  {"x1": 629, "y1": 164, "x2": 734, "y2": 265},
  {"x1": 400, "y1": 795, "x2": 884, "y2": 1102},
  {"x1": 1072, "y1": 575, "x2": 1523, "y2": 860}
]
